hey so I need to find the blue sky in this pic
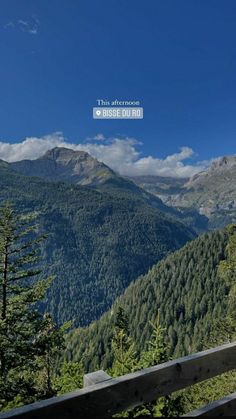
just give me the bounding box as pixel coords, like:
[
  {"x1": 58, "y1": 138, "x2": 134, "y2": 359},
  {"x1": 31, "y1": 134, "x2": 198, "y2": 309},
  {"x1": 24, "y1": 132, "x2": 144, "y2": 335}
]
[{"x1": 0, "y1": 0, "x2": 236, "y2": 176}]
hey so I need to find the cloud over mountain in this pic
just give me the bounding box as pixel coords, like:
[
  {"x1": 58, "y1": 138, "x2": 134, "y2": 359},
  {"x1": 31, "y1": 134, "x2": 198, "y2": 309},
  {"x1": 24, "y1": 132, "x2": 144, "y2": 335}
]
[{"x1": 0, "y1": 132, "x2": 211, "y2": 178}]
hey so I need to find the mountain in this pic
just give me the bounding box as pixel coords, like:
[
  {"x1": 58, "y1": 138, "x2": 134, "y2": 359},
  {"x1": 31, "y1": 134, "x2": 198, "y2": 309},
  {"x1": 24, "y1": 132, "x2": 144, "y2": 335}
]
[
  {"x1": 129, "y1": 175, "x2": 188, "y2": 197},
  {"x1": 10, "y1": 147, "x2": 179, "y2": 210},
  {"x1": 130, "y1": 156, "x2": 236, "y2": 229},
  {"x1": 65, "y1": 228, "x2": 229, "y2": 372},
  {"x1": 11, "y1": 147, "x2": 115, "y2": 187},
  {"x1": 10, "y1": 147, "x2": 208, "y2": 233},
  {"x1": 11, "y1": 147, "x2": 147, "y2": 194},
  {"x1": 0, "y1": 161, "x2": 195, "y2": 327}
]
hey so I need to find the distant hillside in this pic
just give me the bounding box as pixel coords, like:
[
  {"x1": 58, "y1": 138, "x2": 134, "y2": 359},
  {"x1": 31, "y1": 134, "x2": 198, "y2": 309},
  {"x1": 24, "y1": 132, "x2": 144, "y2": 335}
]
[
  {"x1": 10, "y1": 147, "x2": 208, "y2": 233},
  {"x1": 11, "y1": 147, "x2": 147, "y2": 195},
  {"x1": 65, "y1": 229, "x2": 228, "y2": 371},
  {"x1": 129, "y1": 175, "x2": 187, "y2": 196},
  {"x1": 0, "y1": 162, "x2": 195, "y2": 326},
  {"x1": 130, "y1": 156, "x2": 236, "y2": 229}
]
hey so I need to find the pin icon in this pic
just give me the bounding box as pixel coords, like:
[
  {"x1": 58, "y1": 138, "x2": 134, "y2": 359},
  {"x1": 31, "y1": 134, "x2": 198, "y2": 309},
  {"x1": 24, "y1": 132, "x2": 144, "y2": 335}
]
[{"x1": 96, "y1": 110, "x2": 101, "y2": 116}]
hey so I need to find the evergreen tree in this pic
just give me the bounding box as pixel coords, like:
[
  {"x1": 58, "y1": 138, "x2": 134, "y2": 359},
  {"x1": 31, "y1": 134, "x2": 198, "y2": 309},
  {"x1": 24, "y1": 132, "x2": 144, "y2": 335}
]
[
  {"x1": 34, "y1": 315, "x2": 69, "y2": 398},
  {"x1": 53, "y1": 361, "x2": 83, "y2": 395},
  {"x1": 0, "y1": 202, "x2": 61, "y2": 410},
  {"x1": 140, "y1": 311, "x2": 169, "y2": 369},
  {"x1": 218, "y1": 225, "x2": 236, "y2": 284},
  {"x1": 215, "y1": 224, "x2": 236, "y2": 343},
  {"x1": 135, "y1": 312, "x2": 184, "y2": 417},
  {"x1": 219, "y1": 225, "x2": 236, "y2": 309},
  {"x1": 181, "y1": 225, "x2": 236, "y2": 415},
  {"x1": 110, "y1": 309, "x2": 184, "y2": 417},
  {"x1": 110, "y1": 307, "x2": 137, "y2": 377}
]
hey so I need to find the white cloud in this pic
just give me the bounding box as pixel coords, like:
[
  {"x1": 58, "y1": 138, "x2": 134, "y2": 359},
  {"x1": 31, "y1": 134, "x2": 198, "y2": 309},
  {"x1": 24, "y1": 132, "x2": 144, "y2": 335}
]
[
  {"x1": 0, "y1": 132, "x2": 211, "y2": 178},
  {"x1": 18, "y1": 18, "x2": 39, "y2": 35},
  {"x1": 4, "y1": 17, "x2": 39, "y2": 35},
  {"x1": 91, "y1": 133, "x2": 106, "y2": 141}
]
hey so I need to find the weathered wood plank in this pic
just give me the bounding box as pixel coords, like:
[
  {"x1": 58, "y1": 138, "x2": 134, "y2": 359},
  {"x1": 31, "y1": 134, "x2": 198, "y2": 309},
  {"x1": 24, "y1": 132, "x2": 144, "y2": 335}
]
[
  {"x1": 185, "y1": 392, "x2": 236, "y2": 416},
  {"x1": 1, "y1": 341, "x2": 236, "y2": 419},
  {"x1": 84, "y1": 370, "x2": 111, "y2": 387}
]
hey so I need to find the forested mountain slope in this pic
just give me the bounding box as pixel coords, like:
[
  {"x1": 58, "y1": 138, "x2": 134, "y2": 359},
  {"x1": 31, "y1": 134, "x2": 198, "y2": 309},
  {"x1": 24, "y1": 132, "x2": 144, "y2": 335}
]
[
  {"x1": 0, "y1": 161, "x2": 195, "y2": 326},
  {"x1": 65, "y1": 229, "x2": 228, "y2": 371},
  {"x1": 9, "y1": 147, "x2": 208, "y2": 233}
]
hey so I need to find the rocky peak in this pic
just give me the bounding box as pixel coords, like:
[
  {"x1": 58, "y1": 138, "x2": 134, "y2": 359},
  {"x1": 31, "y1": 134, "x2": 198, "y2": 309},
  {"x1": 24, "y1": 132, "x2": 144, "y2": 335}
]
[
  {"x1": 209, "y1": 156, "x2": 236, "y2": 172},
  {"x1": 10, "y1": 147, "x2": 117, "y2": 187},
  {"x1": 40, "y1": 147, "x2": 91, "y2": 164}
]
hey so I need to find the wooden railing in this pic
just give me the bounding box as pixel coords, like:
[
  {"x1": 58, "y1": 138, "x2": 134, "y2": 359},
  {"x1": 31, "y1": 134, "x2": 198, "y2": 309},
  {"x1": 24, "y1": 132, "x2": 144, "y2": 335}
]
[{"x1": 1, "y1": 341, "x2": 236, "y2": 418}]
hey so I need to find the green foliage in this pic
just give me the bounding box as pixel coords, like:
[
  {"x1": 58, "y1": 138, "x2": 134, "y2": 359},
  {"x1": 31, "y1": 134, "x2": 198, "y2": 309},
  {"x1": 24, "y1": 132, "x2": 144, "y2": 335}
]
[
  {"x1": 177, "y1": 225, "x2": 236, "y2": 414},
  {"x1": 103, "y1": 228, "x2": 236, "y2": 416},
  {"x1": 137, "y1": 314, "x2": 184, "y2": 417},
  {"x1": 0, "y1": 395, "x2": 24, "y2": 413},
  {"x1": 110, "y1": 309, "x2": 185, "y2": 417},
  {"x1": 0, "y1": 163, "x2": 195, "y2": 327},
  {"x1": 110, "y1": 307, "x2": 138, "y2": 377},
  {"x1": 0, "y1": 203, "x2": 66, "y2": 411},
  {"x1": 53, "y1": 361, "x2": 83, "y2": 395},
  {"x1": 34, "y1": 315, "x2": 68, "y2": 398},
  {"x1": 140, "y1": 312, "x2": 169, "y2": 369},
  {"x1": 65, "y1": 229, "x2": 228, "y2": 372},
  {"x1": 218, "y1": 225, "x2": 236, "y2": 283}
]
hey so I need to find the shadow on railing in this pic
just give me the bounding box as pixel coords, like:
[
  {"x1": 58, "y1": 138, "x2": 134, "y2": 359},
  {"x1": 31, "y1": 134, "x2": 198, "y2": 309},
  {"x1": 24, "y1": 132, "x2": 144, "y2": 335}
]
[{"x1": 1, "y1": 341, "x2": 236, "y2": 418}]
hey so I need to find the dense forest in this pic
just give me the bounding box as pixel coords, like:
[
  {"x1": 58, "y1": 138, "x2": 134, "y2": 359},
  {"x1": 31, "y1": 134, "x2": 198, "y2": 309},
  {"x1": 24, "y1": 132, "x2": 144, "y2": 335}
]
[
  {"x1": 0, "y1": 161, "x2": 195, "y2": 327},
  {"x1": 1, "y1": 199, "x2": 236, "y2": 415},
  {"x1": 64, "y1": 229, "x2": 229, "y2": 372}
]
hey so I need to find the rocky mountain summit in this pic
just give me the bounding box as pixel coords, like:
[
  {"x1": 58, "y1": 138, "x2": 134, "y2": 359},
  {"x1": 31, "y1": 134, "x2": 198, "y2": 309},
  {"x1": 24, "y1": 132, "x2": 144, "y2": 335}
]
[
  {"x1": 131, "y1": 156, "x2": 236, "y2": 228},
  {"x1": 7, "y1": 148, "x2": 236, "y2": 229},
  {"x1": 11, "y1": 147, "x2": 116, "y2": 187},
  {"x1": 11, "y1": 146, "x2": 175, "y2": 203}
]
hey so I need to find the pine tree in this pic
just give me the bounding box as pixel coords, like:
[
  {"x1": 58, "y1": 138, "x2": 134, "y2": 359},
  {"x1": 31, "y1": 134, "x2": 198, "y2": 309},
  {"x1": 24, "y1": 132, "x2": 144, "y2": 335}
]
[
  {"x1": 140, "y1": 311, "x2": 169, "y2": 369},
  {"x1": 216, "y1": 224, "x2": 236, "y2": 343},
  {"x1": 110, "y1": 309, "x2": 184, "y2": 417},
  {"x1": 110, "y1": 307, "x2": 137, "y2": 376},
  {"x1": 0, "y1": 202, "x2": 60, "y2": 410},
  {"x1": 218, "y1": 225, "x2": 236, "y2": 285},
  {"x1": 34, "y1": 315, "x2": 70, "y2": 398},
  {"x1": 53, "y1": 361, "x2": 83, "y2": 395},
  {"x1": 136, "y1": 312, "x2": 185, "y2": 417}
]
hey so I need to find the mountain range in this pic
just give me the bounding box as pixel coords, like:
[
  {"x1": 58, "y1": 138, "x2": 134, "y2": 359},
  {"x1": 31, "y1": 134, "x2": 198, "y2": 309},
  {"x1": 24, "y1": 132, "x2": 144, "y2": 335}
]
[
  {"x1": 8, "y1": 147, "x2": 209, "y2": 232},
  {"x1": 130, "y1": 156, "x2": 236, "y2": 229},
  {"x1": 1, "y1": 147, "x2": 235, "y2": 329},
  {"x1": 10, "y1": 148, "x2": 236, "y2": 230},
  {"x1": 0, "y1": 149, "x2": 195, "y2": 326}
]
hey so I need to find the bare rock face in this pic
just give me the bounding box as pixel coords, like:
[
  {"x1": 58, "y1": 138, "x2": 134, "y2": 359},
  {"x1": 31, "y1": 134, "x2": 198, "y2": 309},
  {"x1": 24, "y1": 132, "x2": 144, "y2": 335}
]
[
  {"x1": 131, "y1": 156, "x2": 236, "y2": 228},
  {"x1": 185, "y1": 156, "x2": 236, "y2": 188},
  {"x1": 11, "y1": 147, "x2": 116, "y2": 187},
  {"x1": 210, "y1": 156, "x2": 236, "y2": 171}
]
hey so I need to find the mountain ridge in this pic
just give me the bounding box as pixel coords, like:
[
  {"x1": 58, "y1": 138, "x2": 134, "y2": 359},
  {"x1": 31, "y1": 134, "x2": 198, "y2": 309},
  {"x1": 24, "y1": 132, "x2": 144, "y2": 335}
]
[
  {"x1": 8, "y1": 147, "x2": 208, "y2": 232},
  {"x1": 11, "y1": 146, "x2": 117, "y2": 188},
  {"x1": 0, "y1": 161, "x2": 195, "y2": 326},
  {"x1": 130, "y1": 155, "x2": 236, "y2": 228}
]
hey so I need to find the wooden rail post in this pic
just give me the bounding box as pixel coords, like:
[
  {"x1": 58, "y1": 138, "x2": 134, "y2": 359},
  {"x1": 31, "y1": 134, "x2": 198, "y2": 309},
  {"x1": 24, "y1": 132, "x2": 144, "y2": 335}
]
[{"x1": 83, "y1": 370, "x2": 112, "y2": 388}]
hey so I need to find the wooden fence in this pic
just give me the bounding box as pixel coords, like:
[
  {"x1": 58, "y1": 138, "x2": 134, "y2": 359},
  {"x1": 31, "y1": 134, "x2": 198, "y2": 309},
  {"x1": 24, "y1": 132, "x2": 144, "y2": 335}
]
[{"x1": 1, "y1": 341, "x2": 236, "y2": 418}]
